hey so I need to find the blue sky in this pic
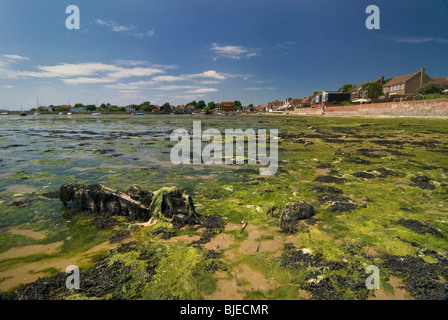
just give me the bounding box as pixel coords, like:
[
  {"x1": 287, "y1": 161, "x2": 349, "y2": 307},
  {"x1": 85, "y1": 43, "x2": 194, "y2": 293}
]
[{"x1": 1, "y1": 0, "x2": 448, "y2": 110}]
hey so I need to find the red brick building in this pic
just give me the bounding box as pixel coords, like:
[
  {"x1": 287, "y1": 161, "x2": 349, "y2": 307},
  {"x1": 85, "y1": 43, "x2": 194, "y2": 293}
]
[{"x1": 383, "y1": 67, "x2": 433, "y2": 96}]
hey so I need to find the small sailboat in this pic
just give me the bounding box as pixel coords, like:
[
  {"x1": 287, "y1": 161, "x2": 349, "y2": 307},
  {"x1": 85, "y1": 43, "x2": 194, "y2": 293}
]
[
  {"x1": 20, "y1": 106, "x2": 27, "y2": 116},
  {"x1": 34, "y1": 98, "x2": 40, "y2": 115},
  {"x1": 92, "y1": 111, "x2": 100, "y2": 116},
  {"x1": 132, "y1": 112, "x2": 144, "y2": 116},
  {"x1": 67, "y1": 112, "x2": 72, "y2": 117},
  {"x1": 59, "y1": 112, "x2": 64, "y2": 116},
  {"x1": 0, "y1": 112, "x2": 9, "y2": 115}
]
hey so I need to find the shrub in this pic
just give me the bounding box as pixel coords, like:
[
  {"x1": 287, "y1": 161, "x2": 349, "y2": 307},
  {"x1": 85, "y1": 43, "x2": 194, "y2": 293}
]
[{"x1": 416, "y1": 81, "x2": 446, "y2": 95}]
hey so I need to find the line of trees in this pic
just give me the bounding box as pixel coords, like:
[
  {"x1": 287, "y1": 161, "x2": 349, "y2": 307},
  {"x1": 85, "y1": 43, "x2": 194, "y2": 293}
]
[{"x1": 65, "y1": 100, "x2": 250, "y2": 113}]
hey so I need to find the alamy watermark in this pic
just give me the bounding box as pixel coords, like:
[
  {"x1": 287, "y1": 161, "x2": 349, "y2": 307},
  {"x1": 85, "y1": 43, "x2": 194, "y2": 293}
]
[
  {"x1": 65, "y1": 265, "x2": 80, "y2": 290},
  {"x1": 365, "y1": 265, "x2": 380, "y2": 290},
  {"x1": 65, "y1": 5, "x2": 380, "y2": 31},
  {"x1": 170, "y1": 121, "x2": 278, "y2": 176}
]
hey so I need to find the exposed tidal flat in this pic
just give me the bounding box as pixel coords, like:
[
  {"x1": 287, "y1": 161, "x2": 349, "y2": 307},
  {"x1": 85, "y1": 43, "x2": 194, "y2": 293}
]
[{"x1": 0, "y1": 114, "x2": 447, "y2": 300}]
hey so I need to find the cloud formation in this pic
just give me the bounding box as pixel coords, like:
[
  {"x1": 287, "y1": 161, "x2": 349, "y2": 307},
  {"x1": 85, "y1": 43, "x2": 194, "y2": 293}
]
[
  {"x1": 211, "y1": 43, "x2": 260, "y2": 60},
  {"x1": 387, "y1": 36, "x2": 448, "y2": 44},
  {"x1": 94, "y1": 18, "x2": 155, "y2": 38}
]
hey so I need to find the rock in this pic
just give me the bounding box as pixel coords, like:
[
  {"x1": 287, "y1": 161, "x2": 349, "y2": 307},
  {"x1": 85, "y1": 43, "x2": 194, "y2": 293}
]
[
  {"x1": 8, "y1": 199, "x2": 27, "y2": 208},
  {"x1": 280, "y1": 201, "x2": 317, "y2": 233},
  {"x1": 59, "y1": 184, "x2": 198, "y2": 224},
  {"x1": 329, "y1": 201, "x2": 358, "y2": 213},
  {"x1": 60, "y1": 183, "x2": 151, "y2": 221},
  {"x1": 411, "y1": 176, "x2": 436, "y2": 190},
  {"x1": 127, "y1": 184, "x2": 153, "y2": 207},
  {"x1": 314, "y1": 175, "x2": 347, "y2": 185},
  {"x1": 149, "y1": 187, "x2": 198, "y2": 226}
]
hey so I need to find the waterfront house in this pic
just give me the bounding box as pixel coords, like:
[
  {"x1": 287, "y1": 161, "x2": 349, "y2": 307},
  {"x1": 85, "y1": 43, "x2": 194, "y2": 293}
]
[
  {"x1": 301, "y1": 97, "x2": 312, "y2": 108},
  {"x1": 383, "y1": 67, "x2": 433, "y2": 97},
  {"x1": 351, "y1": 76, "x2": 385, "y2": 100}
]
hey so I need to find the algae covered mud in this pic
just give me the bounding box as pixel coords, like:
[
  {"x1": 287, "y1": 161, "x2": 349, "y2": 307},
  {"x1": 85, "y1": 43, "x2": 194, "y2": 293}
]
[{"x1": 1, "y1": 114, "x2": 447, "y2": 300}]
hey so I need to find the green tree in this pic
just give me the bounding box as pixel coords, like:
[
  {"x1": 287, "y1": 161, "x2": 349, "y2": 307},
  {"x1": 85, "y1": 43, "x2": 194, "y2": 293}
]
[
  {"x1": 139, "y1": 101, "x2": 153, "y2": 112},
  {"x1": 197, "y1": 100, "x2": 206, "y2": 110},
  {"x1": 207, "y1": 101, "x2": 216, "y2": 110},
  {"x1": 161, "y1": 102, "x2": 171, "y2": 113},
  {"x1": 338, "y1": 84, "x2": 356, "y2": 93},
  {"x1": 73, "y1": 103, "x2": 85, "y2": 109},
  {"x1": 361, "y1": 82, "x2": 383, "y2": 101},
  {"x1": 416, "y1": 81, "x2": 446, "y2": 95},
  {"x1": 86, "y1": 104, "x2": 97, "y2": 111},
  {"x1": 234, "y1": 100, "x2": 242, "y2": 110},
  {"x1": 186, "y1": 101, "x2": 197, "y2": 108},
  {"x1": 203, "y1": 106, "x2": 211, "y2": 114},
  {"x1": 248, "y1": 103, "x2": 254, "y2": 109}
]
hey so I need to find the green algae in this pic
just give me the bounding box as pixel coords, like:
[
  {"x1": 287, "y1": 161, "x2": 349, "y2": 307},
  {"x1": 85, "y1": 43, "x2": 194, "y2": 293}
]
[
  {"x1": 143, "y1": 243, "x2": 216, "y2": 300},
  {"x1": 2, "y1": 115, "x2": 448, "y2": 299}
]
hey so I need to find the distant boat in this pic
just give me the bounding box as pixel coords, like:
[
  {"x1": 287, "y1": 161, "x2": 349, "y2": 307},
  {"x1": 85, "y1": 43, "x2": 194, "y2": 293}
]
[
  {"x1": 20, "y1": 112, "x2": 27, "y2": 117},
  {"x1": 0, "y1": 112, "x2": 9, "y2": 115},
  {"x1": 92, "y1": 111, "x2": 100, "y2": 116},
  {"x1": 58, "y1": 112, "x2": 64, "y2": 116},
  {"x1": 67, "y1": 112, "x2": 72, "y2": 117},
  {"x1": 132, "y1": 112, "x2": 144, "y2": 116},
  {"x1": 34, "y1": 98, "x2": 40, "y2": 115}
]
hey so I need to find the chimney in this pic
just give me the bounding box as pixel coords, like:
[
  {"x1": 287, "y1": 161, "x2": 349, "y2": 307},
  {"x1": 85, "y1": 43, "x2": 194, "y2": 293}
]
[
  {"x1": 380, "y1": 76, "x2": 384, "y2": 86},
  {"x1": 420, "y1": 67, "x2": 426, "y2": 87}
]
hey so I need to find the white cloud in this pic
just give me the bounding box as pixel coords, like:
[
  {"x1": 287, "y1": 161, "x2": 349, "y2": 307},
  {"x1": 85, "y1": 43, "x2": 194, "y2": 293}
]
[
  {"x1": 13, "y1": 62, "x2": 164, "y2": 85},
  {"x1": 62, "y1": 77, "x2": 116, "y2": 85},
  {"x1": 94, "y1": 18, "x2": 155, "y2": 38},
  {"x1": 113, "y1": 60, "x2": 148, "y2": 66},
  {"x1": 107, "y1": 67, "x2": 164, "y2": 79},
  {"x1": 18, "y1": 62, "x2": 117, "y2": 78},
  {"x1": 2, "y1": 54, "x2": 30, "y2": 61},
  {"x1": 187, "y1": 88, "x2": 218, "y2": 93},
  {"x1": 153, "y1": 75, "x2": 189, "y2": 82},
  {"x1": 5, "y1": 85, "x2": 14, "y2": 88},
  {"x1": 156, "y1": 85, "x2": 198, "y2": 91},
  {"x1": 189, "y1": 70, "x2": 227, "y2": 80},
  {"x1": 199, "y1": 80, "x2": 221, "y2": 85},
  {"x1": 211, "y1": 43, "x2": 260, "y2": 60},
  {"x1": 94, "y1": 19, "x2": 134, "y2": 32},
  {"x1": 387, "y1": 36, "x2": 448, "y2": 44},
  {"x1": 0, "y1": 54, "x2": 30, "y2": 78}
]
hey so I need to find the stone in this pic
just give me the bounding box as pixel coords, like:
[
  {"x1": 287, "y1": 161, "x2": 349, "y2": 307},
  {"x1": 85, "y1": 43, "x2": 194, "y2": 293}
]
[
  {"x1": 60, "y1": 183, "x2": 150, "y2": 221},
  {"x1": 279, "y1": 201, "x2": 317, "y2": 233},
  {"x1": 59, "y1": 183, "x2": 198, "y2": 225}
]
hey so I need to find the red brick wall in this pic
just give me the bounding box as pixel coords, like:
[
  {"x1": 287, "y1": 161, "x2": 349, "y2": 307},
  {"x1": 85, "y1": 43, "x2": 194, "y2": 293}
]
[{"x1": 292, "y1": 98, "x2": 448, "y2": 117}]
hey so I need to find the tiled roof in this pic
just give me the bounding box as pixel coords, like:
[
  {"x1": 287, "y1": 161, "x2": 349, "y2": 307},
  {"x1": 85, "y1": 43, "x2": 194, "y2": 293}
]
[
  {"x1": 384, "y1": 72, "x2": 417, "y2": 87},
  {"x1": 432, "y1": 77, "x2": 448, "y2": 86}
]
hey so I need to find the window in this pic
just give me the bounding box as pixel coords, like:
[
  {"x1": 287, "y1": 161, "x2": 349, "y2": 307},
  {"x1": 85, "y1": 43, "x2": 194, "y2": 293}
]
[{"x1": 401, "y1": 84, "x2": 404, "y2": 90}]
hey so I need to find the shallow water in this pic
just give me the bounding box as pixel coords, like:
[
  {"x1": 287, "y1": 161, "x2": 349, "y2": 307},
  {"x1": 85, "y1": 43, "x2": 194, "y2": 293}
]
[{"x1": 1, "y1": 114, "x2": 447, "y2": 299}]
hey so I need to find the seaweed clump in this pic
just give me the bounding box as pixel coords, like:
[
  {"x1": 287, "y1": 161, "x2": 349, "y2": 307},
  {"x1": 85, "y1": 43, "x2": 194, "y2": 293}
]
[
  {"x1": 281, "y1": 245, "x2": 368, "y2": 300},
  {"x1": 383, "y1": 253, "x2": 448, "y2": 300}
]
